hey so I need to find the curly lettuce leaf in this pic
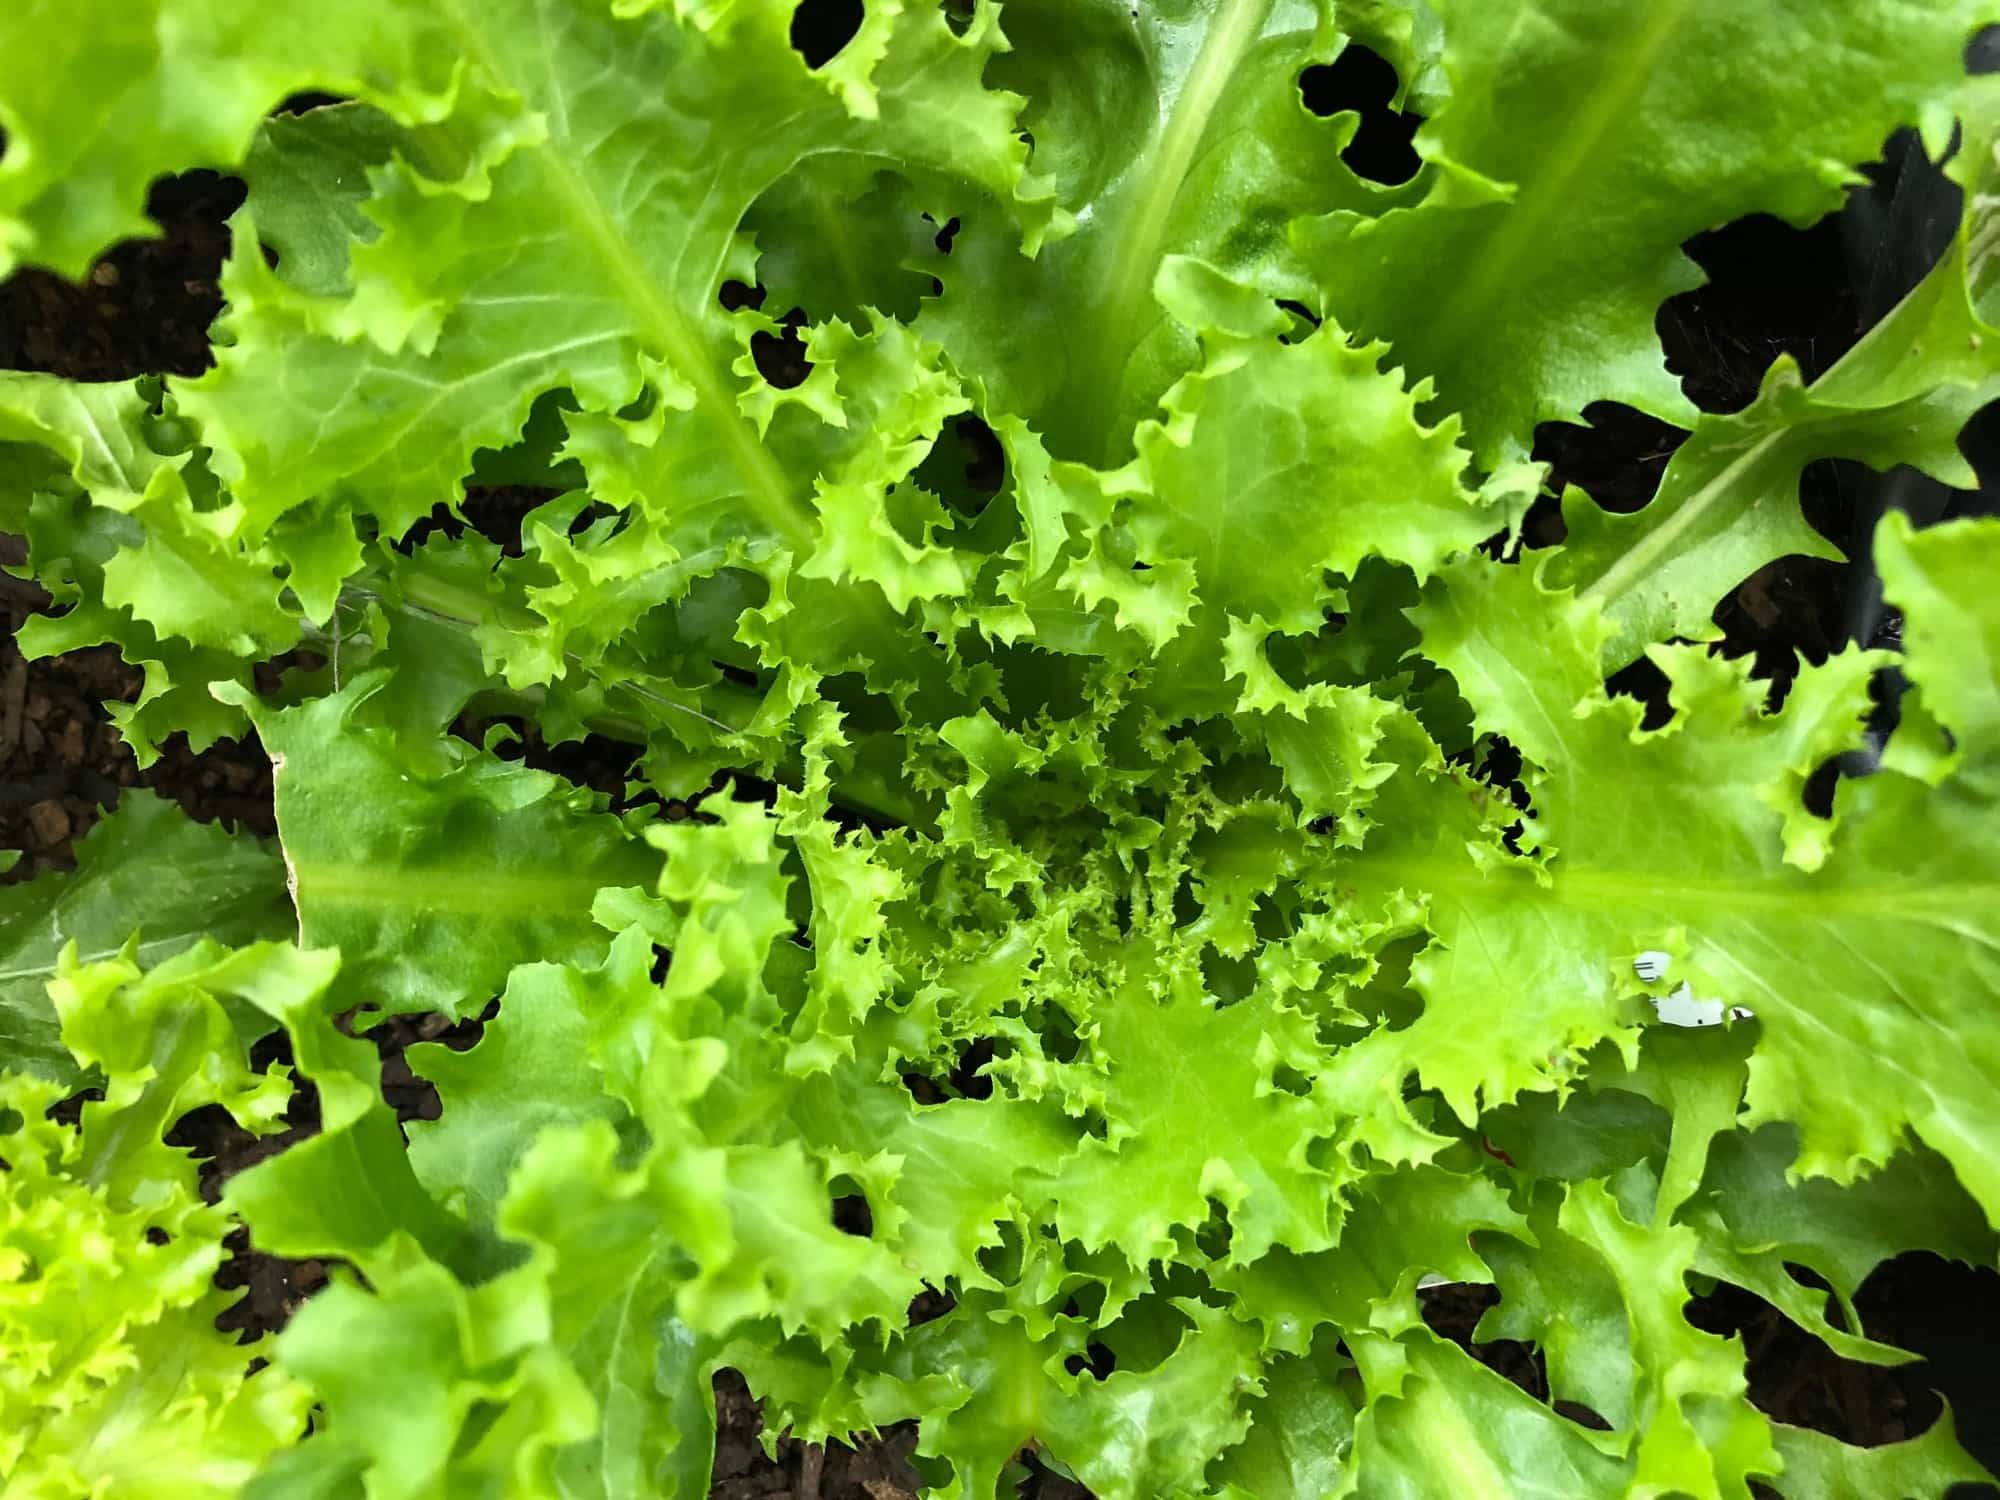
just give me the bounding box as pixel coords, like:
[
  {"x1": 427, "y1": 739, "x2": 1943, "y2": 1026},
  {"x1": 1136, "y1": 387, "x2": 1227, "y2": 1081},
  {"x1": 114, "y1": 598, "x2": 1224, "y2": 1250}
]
[{"x1": 0, "y1": 943, "x2": 310, "y2": 1495}]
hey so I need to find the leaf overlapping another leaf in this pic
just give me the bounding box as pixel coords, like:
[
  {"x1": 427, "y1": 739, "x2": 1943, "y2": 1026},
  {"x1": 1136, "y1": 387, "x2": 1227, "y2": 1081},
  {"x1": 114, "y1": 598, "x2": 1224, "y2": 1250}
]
[{"x1": 2, "y1": 0, "x2": 1999, "y2": 1495}]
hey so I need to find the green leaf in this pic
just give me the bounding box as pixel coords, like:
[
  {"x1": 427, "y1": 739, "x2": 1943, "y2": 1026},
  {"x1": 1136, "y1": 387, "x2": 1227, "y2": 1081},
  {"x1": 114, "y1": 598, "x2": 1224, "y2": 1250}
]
[
  {"x1": 1216, "y1": 1164, "x2": 1530, "y2": 1355},
  {"x1": 1297, "y1": 0, "x2": 1991, "y2": 465},
  {"x1": 0, "y1": 0, "x2": 463, "y2": 278},
  {"x1": 1876, "y1": 509, "x2": 2000, "y2": 758},
  {"x1": 1209, "y1": 1338, "x2": 1361, "y2": 1500},
  {"x1": 219, "y1": 942, "x2": 470, "y2": 1279},
  {"x1": 1346, "y1": 1332, "x2": 1628, "y2": 1498},
  {"x1": 1380, "y1": 552, "x2": 2000, "y2": 1221},
  {"x1": 179, "y1": 0, "x2": 1048, "y2": 540},
  {"x1": 1030, "y1": 943, "x2": 1351, "y2": 1269},
  {"x1": 247, "y1": 1244, "x2": 596, "y2": 1500},
  {"x1": 219, "y1": 674, "x2": 657, "y2": 1018},
  {"x1": 8, "y1": 4, "x2": 2000, "y2": 1496},
  {"x1": 920, "y1": 0, "x2": 1387, "y2": 463},
  {"x1": 1554, "y1": 1179, "x2": 1777, "y2": 1497},
  {"x1": 1553, "y1": 83, "x2": 2000, "y2": 668},
  {"x1": 0, "y1": 791, "x2": 292, "y2": 1081},
  {"x1": 0, "y1": 372, "x2": 186, "y2": 513},
  {"x1": 1042, "y1": 1298, "x2": 1266, "y2": 1498},
  {"x1": 1131, "y1": 281, "x2": 1490, "y2": 635},
  {"x1": 1769, "y1": 1412, "x2": 1997, "y2": 1500}
]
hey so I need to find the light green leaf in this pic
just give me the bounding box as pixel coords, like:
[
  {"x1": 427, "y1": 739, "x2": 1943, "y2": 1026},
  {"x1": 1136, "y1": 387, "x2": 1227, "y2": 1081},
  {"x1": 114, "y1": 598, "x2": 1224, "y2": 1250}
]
[
  {"x1": 0, "y1": 945, "x2": 309, "y2": 1495},
  {"x1": 0, "y1": 0, "x2": 458, "y2": 278}
]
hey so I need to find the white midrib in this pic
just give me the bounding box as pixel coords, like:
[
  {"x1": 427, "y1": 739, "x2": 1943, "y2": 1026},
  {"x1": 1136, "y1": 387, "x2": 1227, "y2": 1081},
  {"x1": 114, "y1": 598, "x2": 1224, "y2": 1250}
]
[
  {"x1": 435, "y1": 0, "x2": 811, "y2": 547},
  {"x1": 295, "y1": 860, "x2": 617, "y2": 919},
  {"x1": 594, "y1": 1243, "x2": 668, "y2": 1498},
  {"x1": 1074, "y1": 0, "x2": 1271, "y2": 455},
  {"x1": 0, "y1": 933, "x2": 186, "y2": 985}
]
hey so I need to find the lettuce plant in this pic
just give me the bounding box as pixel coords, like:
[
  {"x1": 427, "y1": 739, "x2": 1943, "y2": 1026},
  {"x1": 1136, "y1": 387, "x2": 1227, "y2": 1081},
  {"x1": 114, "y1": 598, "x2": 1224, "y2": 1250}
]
[{"x1": 4, "y1": 1, "x2": 2000, "y2": 1495}]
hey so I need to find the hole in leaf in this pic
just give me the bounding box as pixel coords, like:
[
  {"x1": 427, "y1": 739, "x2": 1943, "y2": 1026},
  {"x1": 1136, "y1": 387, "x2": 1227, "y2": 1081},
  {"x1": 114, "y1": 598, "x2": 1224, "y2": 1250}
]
[
  {"x1": 750, "y1": 311, "x2": 813, "y2": 389},
  {"x1": 460, "y1": 484, "x2": 562, "y2": 558},
  {"x1": 902, "y1": 1071, "x2": 947, "y2": 1106},
  {"x1": 1026, "y1": 1002, "x2": 1082, "y2": 1064},
  {"x1": 390, "y1": 502, "x2": 466, "y2": 556},
  {"x1": 144, "y1": 1226, "x2": 171, "y2": 1247},
  {"x1": 948, "y1": 1037, "x2": 996, "y2": 1100},
  {"x1": 1605, "y1": 652, "x2": 1674, "y2": 732},
  {"x1": 1276, "y1": 298, "x2": 1321, "y2": 344},
  {"x1": 1857, "y1": 1252, "x2": 2000, "y2": 1473},
  {"x1": 449, "y1": 715, "x2": 643, "y2": 801},
  {"x1": 955, "y1": 413, "x2": 1005, "y2": 492},
  {"x1": 2, "y1": 169, "x2": 243, "y2": 380},
  {"x1": 1064, "y1": 1342, "x2": 1117, "y2": 1381},
  {"x1": 913, "y1": 413, "x2": 1006, "y2": 516},
  {"x1": 1661, "y1": 212, "x2": 1855, "y2": 415},
  {"x1": 1974, "y1": 24, "x2": 2000, "y2": 72},
  {"x1": 565, "y1": 499, "x2": 621, "y2": 541},
  {"x1": 274, "y1": 92, "x2": 350, "y2": 116},
  {"x1": 830, "y1": 1182, "x2": 874, "y2": 1238},
  {"x1": 207, "y1": 1232, "x2": 336, "y2": 1352},
  {"x1": 940, "y1": 0, "x2": 975, "y2": 35},
  {"x1": 1065, "y1": 1285, "x2": 1107, "y2": 1322},
  {"x1": 790, "y1": 0, "x2": 864, "y2": 68},
  {"x1": 1200, "y1": 947, "x2": 1258, "y2": 1004},
  {"x1": 1555, "y1": 1400, "x2": 1612, "y2": 1432},
  {"x1": 718, "y1": 278, "x2": 767, "y2": 312},
  {"x1": 1419, "y1": 1282, "x2": 1548, "y2": 1401},
  {"x1": 1683, "y1": 1260, "x2": 1998, "y2": 1457},
  {"x1": 367, "y1": 1006, "x2": 498, "y2": 1131},
  {"x1": 930, "y1": 214, "x2": 962, "y2": 254},
  {"x1": 1711, "y1": 553, "x2": 1852, "y2": 689},
  {"x1": 903, "y1": 1037, "x2": 1000, "y2": 1104},
  {"x1": 1195, "y1": 1197, "x2": 1235, "y2": 1260},
  {"x1": 1297, "y1": 45, "x2": 1422, "y2": 186},
  {"x1": 46, "y1": 1087, "x2": 103, "y2": 1128},
  {"x1": 1269, "y1": 1063, "x2": 1313, "y2": 1098},
  {"x1": 1531, "y1": 401, "x2": 1687, "y2": 519}
]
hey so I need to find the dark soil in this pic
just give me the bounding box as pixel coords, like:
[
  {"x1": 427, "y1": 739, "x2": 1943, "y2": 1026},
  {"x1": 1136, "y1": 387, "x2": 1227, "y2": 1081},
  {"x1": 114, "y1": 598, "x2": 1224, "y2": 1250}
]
[
  {"x1": 0, "y1": 537, "x2": 276, "y2": 885},
  {"x1": 5, "y1": 123, "x2": 2000, "y2": 1499},
  {"x1": 0, "y1": 169, "x2": 242, "y2": 380}
]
